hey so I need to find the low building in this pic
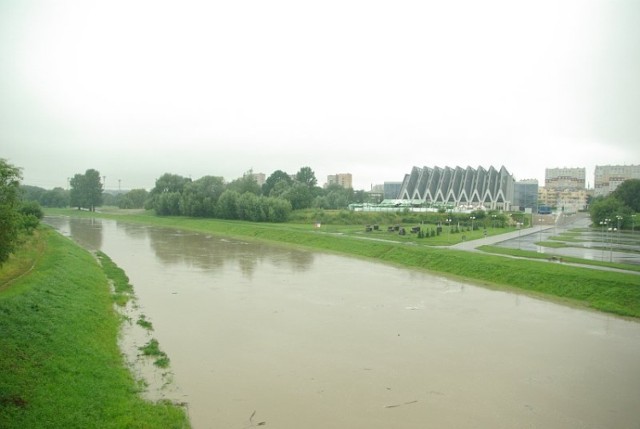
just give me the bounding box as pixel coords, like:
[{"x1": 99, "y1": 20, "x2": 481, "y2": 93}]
[{"x1": 397, "y1": 165, "x2": 515, "y2": 211}]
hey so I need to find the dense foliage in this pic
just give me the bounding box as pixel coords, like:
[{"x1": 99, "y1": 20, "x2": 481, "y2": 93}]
[
  {"x1": 589, "y1": 179, "x2": 639, "y2": 229},
  {"x1": 143, "y1": 166, "x2": 362, "y2": 222},
  {"x1": 20, "y1": 185, "x2": 69, "y2": 207},
  {"x1": 0, "y1": 160, "x2": 42, "y2": 265}
]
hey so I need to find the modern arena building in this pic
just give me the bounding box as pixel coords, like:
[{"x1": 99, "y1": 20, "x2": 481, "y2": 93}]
[{"x1": 397, "y1": 165, "x2": 515, "y2": 211}]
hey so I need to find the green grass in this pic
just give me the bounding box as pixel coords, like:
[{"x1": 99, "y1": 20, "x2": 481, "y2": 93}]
[
  {"x1": 536, "y1": 240, "x2": 570, "y2": 248},
  {"x1": 139, "y1": 339, "x2": 170, "y2": 368},
  {"x1": 137, "y1": 314, "x2": 154, "y2": 330},
  {"x1": 96, "y1": 251, "x2": 134, "y2": 306},
  {"x1": 0, "y1": 227, "x2": 190, "y2": 428},
  {"x1": 45, "y1": 209, "x2": 640, "y2": 318},
  {"x1": 0, "y1": 231, "x2": 47, "y2": 294}
]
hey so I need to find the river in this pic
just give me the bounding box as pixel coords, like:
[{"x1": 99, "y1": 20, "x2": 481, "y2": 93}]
[{"x1": 45, "y1": 216, "x2": 640, "y2": 429}]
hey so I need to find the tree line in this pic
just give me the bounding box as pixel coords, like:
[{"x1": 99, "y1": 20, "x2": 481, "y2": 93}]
[
  {"x1": 20, "y1": 166, "x2": 369, "y2": 222},
  {"x1": 143, "y1": 167, "x2": 365, "y2": 222}
]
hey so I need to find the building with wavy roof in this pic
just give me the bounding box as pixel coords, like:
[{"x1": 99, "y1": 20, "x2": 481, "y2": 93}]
[{"x1": 397, "y1": 165, "x2": 515, "y2": 211}]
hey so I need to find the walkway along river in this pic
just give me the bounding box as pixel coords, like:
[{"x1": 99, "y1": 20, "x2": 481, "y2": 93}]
[{"x1": 46, "y1": 216, "x2": 640, "y2": 429}]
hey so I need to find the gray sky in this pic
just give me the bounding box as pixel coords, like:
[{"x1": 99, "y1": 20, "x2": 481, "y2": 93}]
[{"x1": 2, "y1": 0, "x2": 639, "y2": 191}]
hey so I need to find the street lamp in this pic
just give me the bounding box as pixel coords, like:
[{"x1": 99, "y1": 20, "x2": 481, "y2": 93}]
[
  {"x1": 609, "y1": 215, "x2": 623, "y2": 262},
  {"x1": 616, "y1": 215, "x2": 623, "y2": 245},
  {"x1": 470, "y1": 216, "x2": 476, "y2": 232},
  {"x1": 599, "y1": 218, "x2": 610, "y2": 261},
  {"x1": 446, "y1": 217, "x2": 452, "y2": 241},
  {"x1": 538, "y1": 217, "x2": 543, "y2": 246},
  {"x1": 632, "y1": 214, "x2": 636, "y2": 234}
]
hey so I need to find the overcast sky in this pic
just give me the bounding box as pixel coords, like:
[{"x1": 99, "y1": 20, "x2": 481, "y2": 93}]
[{"x1": 2, "y1": 0, "x2": 639, "y2": 191}]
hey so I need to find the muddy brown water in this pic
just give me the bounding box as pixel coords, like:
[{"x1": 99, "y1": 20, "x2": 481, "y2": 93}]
[{"x1": 45, "y1": 217, "x2": 640, "y2": 429}]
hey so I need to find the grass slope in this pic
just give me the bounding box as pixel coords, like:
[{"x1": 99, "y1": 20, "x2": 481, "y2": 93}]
[
  {"x1": 45, "y1": 210, "x2": 640, "y2": 318},
  {"x1": 0, "y1": 228, "x2": 190, "y2": 429}
]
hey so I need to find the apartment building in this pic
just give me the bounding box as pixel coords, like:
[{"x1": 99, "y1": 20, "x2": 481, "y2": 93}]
[
  {"x1": 544, "y1": 167, "x2": 586, "y2": 191},
  {"x1": 326, "y1": 173, "x2": 353, "y2": 189},
  {"x1": 594, "y1": 164, "x2": 640, "y2": 197}
]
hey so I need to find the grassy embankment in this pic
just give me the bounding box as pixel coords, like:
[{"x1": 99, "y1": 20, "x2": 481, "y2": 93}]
[
  {"x1": 46, "y1": 209, "x2": 640, "y2": 318},
  {"x1": 0, "y1": 227, "x2": 190, "y2": 429}
]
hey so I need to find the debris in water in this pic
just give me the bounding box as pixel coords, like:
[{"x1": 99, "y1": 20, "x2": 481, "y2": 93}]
[
  {"x1": 246, "y1": 410, "x2": 266, "y2": 428},
  {"x1": 384, "y1": 400, "x2": 418, "y2": 409}
]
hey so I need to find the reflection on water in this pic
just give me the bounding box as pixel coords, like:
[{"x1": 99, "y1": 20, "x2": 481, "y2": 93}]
[
  {"x1": 113, "y1": 221, "x2": 314, "y2": 277},
  {"x1": 55, "y1": 216, "x2": 104, "y2": 251},
  {"x1": 45, "y1": 216, "x2": 640, "y2": 429}
]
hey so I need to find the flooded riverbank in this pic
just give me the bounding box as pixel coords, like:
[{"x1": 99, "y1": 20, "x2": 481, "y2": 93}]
[{"x1": 46, "y1": 216, "x2": 640, "y2": 429}]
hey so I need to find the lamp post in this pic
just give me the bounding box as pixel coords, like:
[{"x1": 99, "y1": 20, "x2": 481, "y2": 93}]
[
  {"x1": 616, "y1": 215, "x2": 623, "y2": 245},
  {"x1": 446, "y1": 217, "x2": 452, "y2": 242},
  {"x1": 632, "y1": 214, "x2": 636, "y2": 234},
  {"x1": 470, "y1": 216, "x2": 476, "y2": 233},
  {"x1": 599, "y1": 218, "x2": 610, "y2": 261},
  {"x1": 538, "y1": 218, "x2": 544, "y2": 253}
]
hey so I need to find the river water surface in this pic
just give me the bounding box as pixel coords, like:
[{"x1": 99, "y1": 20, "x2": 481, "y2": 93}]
[{"x1": 46, "y1": 217, "x2": 640, "y2": 429}]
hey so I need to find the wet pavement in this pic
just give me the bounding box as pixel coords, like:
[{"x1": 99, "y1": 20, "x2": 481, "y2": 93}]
[{"x1": 451, "y1": 213, "x2": 640, "y2": 266}]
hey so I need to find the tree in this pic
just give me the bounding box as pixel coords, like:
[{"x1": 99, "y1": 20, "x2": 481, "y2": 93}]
[
  {"x1": 295, "y1": 166, "x2": 317, "y2": 188},
  {"x1": 612, "y1": 179, "x2": 640, "y2": 212},
  {"x1": 147, "y1": 173, "x2": 191, "y2": 214},
  {"x1": 262, "y1": 170, "x2": 292, "y2": 196},
  {"x1": 69, "y1": 169, "x2": 103, "y2": 211},
  {"x1": 42, "y1": 187, "x2": 69, "y2": 208},
  {"x1": 216, "y1": 190, "x2": 240, "y2": 219},
  {"x1": 0, "y1": 159, "x2": 22, "y2": 264},
  {"x1": 118, "y1": 189, "x2": 148, "y2": 209},
  {"x1": 226, "y1": 173, "x2": 261, "y2": 195},
  {"x1": 264, "y1": 197, "x2": 291, "y2": 222},
  {"x1": 237, "y1": 192, "x2": 265, "y2": 221},
  {"x1": 281, "y1": 183, "x2": 313, "y2": 210},
  {"x1": 180, "y1": 176, "x2": 224, "y2": 217},
  {"x1": 590, "y1": 196, "x2": 628, "y2": 226}
]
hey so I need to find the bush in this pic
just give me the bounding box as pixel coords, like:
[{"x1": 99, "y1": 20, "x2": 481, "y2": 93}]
[{"x1": 19, "y1": 201, "x2": 44, "y2": 220}]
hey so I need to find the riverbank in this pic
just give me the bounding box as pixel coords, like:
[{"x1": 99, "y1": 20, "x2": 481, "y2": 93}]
[
  {"x1": 44, "y1": 209, "x2": 640, "y2": 319},
  {"x1": 0, "y1": 227, "x2": 190, "y2": 428}
]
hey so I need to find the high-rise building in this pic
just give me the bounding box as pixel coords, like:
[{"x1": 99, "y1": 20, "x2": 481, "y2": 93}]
[
  {"x1": 594, "y1": 164, "x2": 640, "y2": 197},
  {"x1": 326, "y1": 173, "x2": 353, "y2": 189},
  {"x1": 398, "y1": 165, "x2": 515, "y2": 210},
  {"x1": 514, "y1": 179, "x2": 538, "y2": 212},
  {"x1": 544, "y1": 167, "x2": 585, "y2": 191}
]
